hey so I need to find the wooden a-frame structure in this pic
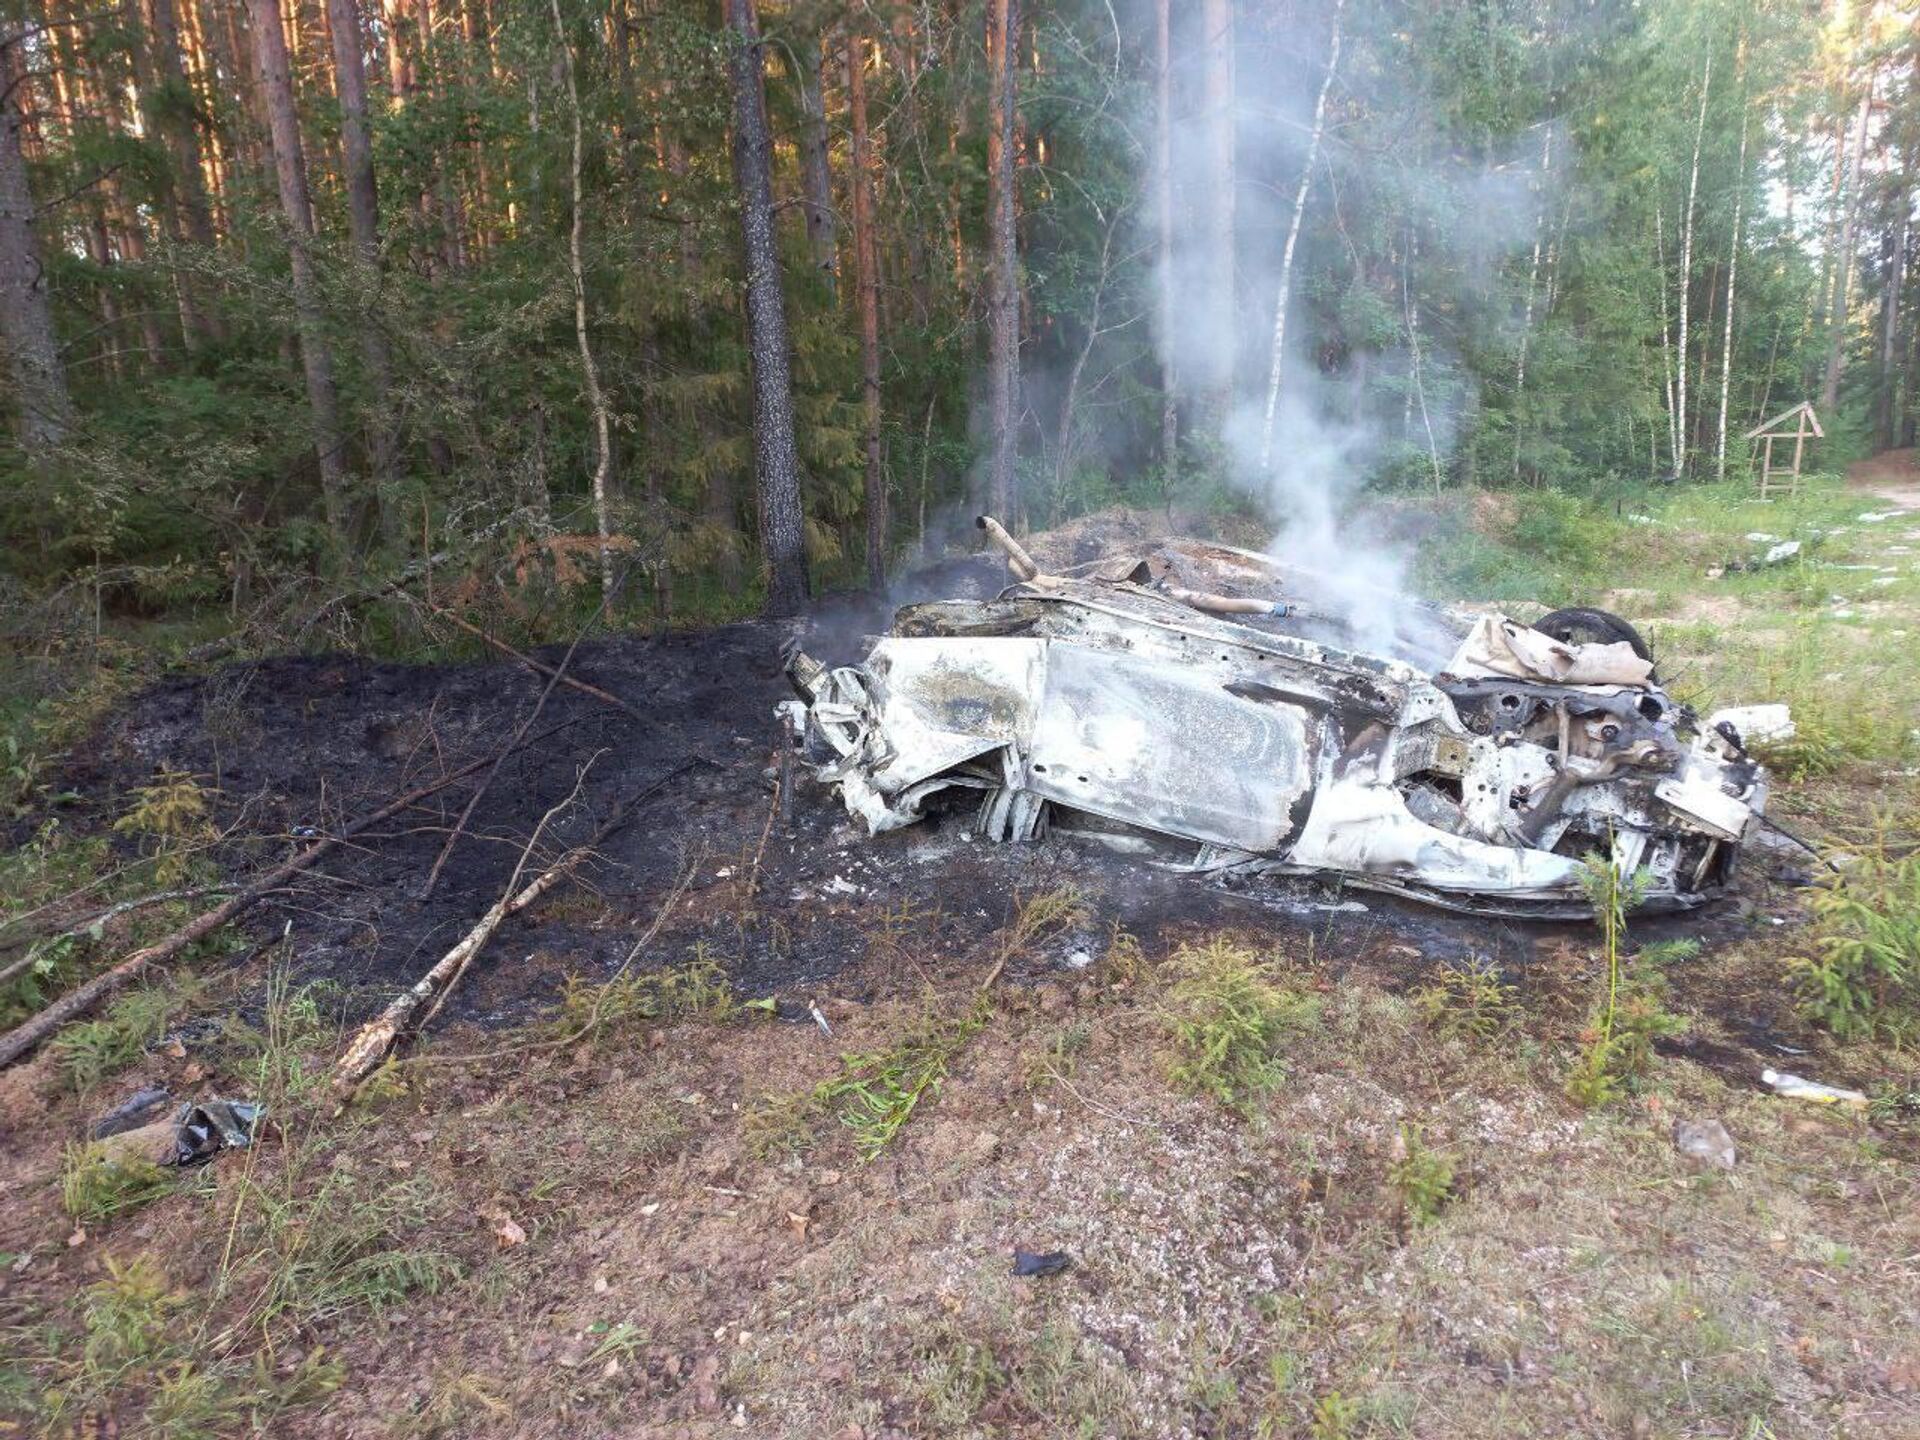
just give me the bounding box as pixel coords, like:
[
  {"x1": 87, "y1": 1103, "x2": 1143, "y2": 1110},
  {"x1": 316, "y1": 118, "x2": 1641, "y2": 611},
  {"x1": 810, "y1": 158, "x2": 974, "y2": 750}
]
[{"x1": 1744, "y1": 402, "x2": 1822, "y2": 499}]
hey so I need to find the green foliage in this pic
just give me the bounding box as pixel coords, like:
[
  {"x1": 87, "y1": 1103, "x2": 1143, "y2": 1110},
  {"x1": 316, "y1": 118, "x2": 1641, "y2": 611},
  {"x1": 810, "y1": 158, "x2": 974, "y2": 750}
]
[
  {"x1": 52, "y1": 982, "x2": 197, "y2": 1093},
  {"x1": 61, "y1": 1144, "x2": 178, "y2": 1224},
  {"x1": 557, "y1": 949, "x2": 738, "y2": 1036},
  {"x1": 1159, "y1": 938, "x2": 1319, "y2": 1116},
  {"x1": 1387, "y1": 1126, "x2": 1457, "y2": 1225},
  {"x1": 1789, "y1": 839, "x2": 1920, "y2": 1043},
  {"x1": 112, "y1": 769, "x2": 217, "y2": 883},
  {"x1": 1567, "y1": 858, "x2": 1688, "y2": 1109},
  {"x1": 1411, "y1": 957, "x2": 1517, "y2": 1041}
]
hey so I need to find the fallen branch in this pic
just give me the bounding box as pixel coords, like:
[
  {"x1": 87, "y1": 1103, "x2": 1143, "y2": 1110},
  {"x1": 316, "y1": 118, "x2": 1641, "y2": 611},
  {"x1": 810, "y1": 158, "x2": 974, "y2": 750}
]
[
  {"x1": 416, "y1": 599, "x2": 645, "y2": 722},
  {"x1": 0, "y1": 886, "x2": 232, "y2": 988},
  {"x1": 418, "y1": 600, "x2": 604, "y2": 900},
  {"x1": 0, "y1": 728, "x2": 574, "y2": 1070},
  {"x1": 330, "y1": 759, "x2": 616, "y2": 1107}
]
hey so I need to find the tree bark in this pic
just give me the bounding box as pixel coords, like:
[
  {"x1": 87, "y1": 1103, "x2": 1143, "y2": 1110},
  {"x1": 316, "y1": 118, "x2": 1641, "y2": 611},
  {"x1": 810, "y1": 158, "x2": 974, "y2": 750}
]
[
  {"x1": 1655, "y1": 205, "x2": 1678, "y2": 475},
  {"x1": 726, "y1": 0, "x2": 809, "y2": 614},
  {"x1": 1822, "y1": 72, "x2": 1875, "y2": 413},
  {"x1": 1513, "y1": 125, "x2": 1550, "y2": 481},
  {"x1": 848, "y1": 28, "x2": 885, "y2": 589},
  {"x1": 1196, "y1": 0, "x2": 1233, "y2": 441},
  {"x1": 249, "y1": 0, "x2": 351, "y2": 542},
  {"x1": 325, "y1": 0, "x2": 401, "y2": 523},
  {"x1": 145, "y1": 0, "x2": 224, "y2": 341},
  {"x1": 1675, "y1": 50, "x2": 1710, "y2": 478},
  {"x1": 0, "y1": 23, "x2": 74, "y2": 464},
  {"x1": 1153, "y1": 0, "x2": 1175, "y2": 473},
  {"x1": 1257, "y1": 0, "x2": 1341, "y2": 475},
  {"x1": 798, "y1": 32, "x2": 838, "y2": 295},
  {"x1": 984, "y1": 0, "x2": 1020, "y2": 518},
  {"x1": 1880, "y1": 211, "x2": 1906, "y2": 451},
  {"x1": 1716, "y1": 70, "x2": 1748, "y2": 481},
  {"x1": 551, "y1": 0, "x2": 617, "y2": 612}
]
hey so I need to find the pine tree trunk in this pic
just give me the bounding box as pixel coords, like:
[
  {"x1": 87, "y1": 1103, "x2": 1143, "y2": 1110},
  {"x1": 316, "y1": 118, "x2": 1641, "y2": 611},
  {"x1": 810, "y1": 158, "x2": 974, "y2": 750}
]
[
  {"x1": 249, "y1": 0, "x2": 351, "y2": 541},
  {"x1": 984, "y1": 0, "x2": 1020, "y2": 519},
  {"x1": 1513, "y1": 125, "x2": 1550, "y2": 481},
  {"x1": 1154, "y1": 0, "x2": 1175, "y2": 474},
  {"x1": 1257, "y1": 0, "x2": 1342, "y2": 473},
  {"x1": 326, "y1": 0, "x2": 401, "y2": 528},
  {"x1": 1197, "y1": 0, "x2": 1233, "y2": 442},
  {"x1": 1880, "y1": 212, "x2": 1906, "y2": 451},
  {"x1": 726, "y1": 0, "x2": 809, "y2": 614},
  {"x1": 848, "y1": 28, "x2": 885, "y2": 589},
  {"x1": 1822, "y1": 73, "x2": 1875, "y2": 413},
  {"x1": 0, "y1": 24, "x2": 74, "y2": 463},
  {"x1": 1675, "y1": 51, "x2": 1710, "y2": 479},
  {"x1": 146, "y1": 0, "x2": 224, "y2": 340},
  {"x1": 798, "y1": 33, "x2": 838, "y2": 295}
]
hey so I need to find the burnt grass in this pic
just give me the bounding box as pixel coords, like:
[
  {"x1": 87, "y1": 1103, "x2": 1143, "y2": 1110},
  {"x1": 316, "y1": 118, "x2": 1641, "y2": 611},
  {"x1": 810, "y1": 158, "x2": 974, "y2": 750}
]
[{"x1": 62, "y1": 609, "x2": 1811, "y2": 1068}]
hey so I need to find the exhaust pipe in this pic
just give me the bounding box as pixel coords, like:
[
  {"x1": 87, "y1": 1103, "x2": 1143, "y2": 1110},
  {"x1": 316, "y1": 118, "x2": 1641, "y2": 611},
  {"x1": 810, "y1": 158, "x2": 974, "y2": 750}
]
[{"x1": 976, "y1": 515, "x2": 1040, "y2": 581}]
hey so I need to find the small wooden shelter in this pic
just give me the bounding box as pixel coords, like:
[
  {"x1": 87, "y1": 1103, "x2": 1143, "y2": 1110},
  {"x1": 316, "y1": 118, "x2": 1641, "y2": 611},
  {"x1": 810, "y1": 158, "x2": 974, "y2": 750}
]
[{"x1": 1744, "y1": 402, "x2": 1822, "y2": 499}]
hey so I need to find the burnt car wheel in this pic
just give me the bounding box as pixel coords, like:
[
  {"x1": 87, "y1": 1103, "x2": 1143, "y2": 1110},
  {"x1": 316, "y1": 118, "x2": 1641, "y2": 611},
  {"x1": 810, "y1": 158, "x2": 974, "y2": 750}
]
[{"x1": 1533, "y1": 606, "x2": 1655, "y2": 664}]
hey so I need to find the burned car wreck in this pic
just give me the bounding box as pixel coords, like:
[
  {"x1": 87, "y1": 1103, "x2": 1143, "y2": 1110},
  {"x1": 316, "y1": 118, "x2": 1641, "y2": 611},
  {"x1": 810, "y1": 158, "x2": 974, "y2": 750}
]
[{"x1": 779, "y1": 517, "x2": 1774, "y2": 919}]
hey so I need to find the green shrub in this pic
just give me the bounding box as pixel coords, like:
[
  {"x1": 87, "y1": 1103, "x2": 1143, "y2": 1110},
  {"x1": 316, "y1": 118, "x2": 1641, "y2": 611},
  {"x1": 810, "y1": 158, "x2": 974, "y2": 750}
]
[
  {"x1": 1790, "y1": 841, "x2": 1920, "y2": 1042},
  {"x1": 1160, "y1": 939, "x2": 1318, "y2": 1115}
]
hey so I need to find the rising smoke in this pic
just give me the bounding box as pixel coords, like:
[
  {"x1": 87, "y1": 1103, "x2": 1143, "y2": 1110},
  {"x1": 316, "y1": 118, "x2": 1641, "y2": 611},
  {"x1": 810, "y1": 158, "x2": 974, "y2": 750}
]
[{"x1": 1154, "y1": 0, "x2": 1555, "y2": 664}]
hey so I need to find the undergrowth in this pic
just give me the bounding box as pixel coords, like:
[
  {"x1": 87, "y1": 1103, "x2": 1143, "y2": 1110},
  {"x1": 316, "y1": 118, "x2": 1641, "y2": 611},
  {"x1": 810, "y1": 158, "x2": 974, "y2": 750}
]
[
  {"x1": 1789, "y1": 833, "x2": 1920, "y2": 1042},
  {"x1": 1566, "y1": 859, "x2": 1691, "y2": 1109},
  {"x1": 1159, "y1": 937, "x2": 1318, "y2": 1116}
]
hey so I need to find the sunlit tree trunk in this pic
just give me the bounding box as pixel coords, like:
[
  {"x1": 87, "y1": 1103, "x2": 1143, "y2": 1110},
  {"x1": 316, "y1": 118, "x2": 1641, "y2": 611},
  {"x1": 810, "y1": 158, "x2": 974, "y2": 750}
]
[
  {"x1": 146, "y1": 0, "x2": 224, "y2": 341},
  {"x1": 985, "y1": 0, "x2": 1020, "y2": 518},
  {"x1": 1513, "y1": 125, "x2": 1550, "y2": 481},
  {"x1": 726, "y1": 0, "x2": 809, "y2": 614},
  {"x1": 1716, "y1": 71, "x2": 1748, "y2": 482},
  {"x1": 249, "y1": 0, "x2": 350, "y2": 541},
  {"x1": 1674, "y1": 50, "x2": 1709, "y2": 479},
  {"x1": 848, "y1": 28, "x2": 885, "y2": 589}
]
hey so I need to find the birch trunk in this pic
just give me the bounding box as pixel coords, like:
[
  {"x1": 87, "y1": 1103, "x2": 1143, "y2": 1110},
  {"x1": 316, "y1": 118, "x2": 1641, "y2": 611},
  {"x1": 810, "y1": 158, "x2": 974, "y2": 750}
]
[
  {"x1": 726, "y1": 0, "x2": 809, "y2": 614},
  {"x1": 0, "y1": 22, "x2": 74, "y2": 462},
  {"x1": 1402, "y1": 226, "x2": 1442, "y2": 495},
  {"x1": 1257, "y1": 0, "x2": 1341, "y2": 474},
  {"x1": 848, "y1": 29, "x2": 885, "y2": 589},
  {"x1": 249, "y1": 0, "x2": 351, "y2": 539},
  {"x1": 984, "y1": 0, "x2": 1020, "y2": 519},
  {"x1": 1821, "y1": 73, "x2": 1875, "y2": 413},
  {"x1": 1655, "y1": 206, "x2": 1678, "y2": 475},
  {"x1": 1880, "y1": 212, "x2": 1906, "y2": 450},
  {"x1": 1675, "y1": 51, "x2": 1710, "y2": 479},
  {"x1": 551, "y1": 0, "x2": 616, "y2": 611},
  {"x1": 1513, "y1": 125, "x2": 1550, "y2": 481},
  {"x1": 1715, "y1": 86, "x2": 1748, "y2": 481}
]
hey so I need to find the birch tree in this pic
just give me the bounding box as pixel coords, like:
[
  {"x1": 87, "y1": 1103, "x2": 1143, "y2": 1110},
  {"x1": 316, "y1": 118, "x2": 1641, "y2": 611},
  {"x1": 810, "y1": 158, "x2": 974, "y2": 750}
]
[
  {"x1": 1715, "y1": 55, "x2": 1748, "y2": 481},
  {"x1": 1258, "y1": 0, "x2": 1343, "y2": 475},
  {"x1": 0, "y1": 17, "x2": 73, "y2": 464},
  {"x1": 984, "y1": 0, "x2": 1020, "y2": 519},
  {"x1": 1674, "y1": 50, "x2": 1710, "y2": 477}
]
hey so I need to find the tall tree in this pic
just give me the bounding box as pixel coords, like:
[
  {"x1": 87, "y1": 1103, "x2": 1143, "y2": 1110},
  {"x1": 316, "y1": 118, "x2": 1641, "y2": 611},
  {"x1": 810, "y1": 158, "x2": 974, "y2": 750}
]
[
  {"x1": 144, "y1": 0, "x2": 222, "y2": 342},
  {"x1": 1674, "y1": 50, "x2": 1710, "y2": 477},
  {"x1": 848, "y1": 25, "x2": 885, "y2": 588},
  {"x1": 1257, "y1": 0, "x2": 1342, "y2": 474},
  {"x1": 1196, "y1": 0, "x2": 1233, "y2": 441},
  {"x1": 726, "y1": 0, "x2": 809, "y2": 614},
  {"x1": 248, "y1": 0, "x2": 350, "y2": 541},
  {"x1": 1822, "y1": 69, "x2": 1875, "y2": 413},
  {"x1": 984, "y1": 0, "x2": 1019, "y2": 518},
  {"x1": 0, "y1": 19, "x2": 74, "y2": 463},
  {"x1": 1153, "y1": 0, "x2": 1174, "y2": 472},
  {"x1": 325, "y1": 0, "x2": 400, "y2": 515},
  {"x1": 797, "y1": 32, "x2": 837, "y2": 294}
]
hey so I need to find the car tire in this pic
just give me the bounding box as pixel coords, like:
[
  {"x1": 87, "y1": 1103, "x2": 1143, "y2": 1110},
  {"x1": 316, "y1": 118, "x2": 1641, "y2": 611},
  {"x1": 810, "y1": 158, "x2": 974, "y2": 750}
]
[{"x1": 1533, "y1": 606, "x2": 1655, "y2": 663}]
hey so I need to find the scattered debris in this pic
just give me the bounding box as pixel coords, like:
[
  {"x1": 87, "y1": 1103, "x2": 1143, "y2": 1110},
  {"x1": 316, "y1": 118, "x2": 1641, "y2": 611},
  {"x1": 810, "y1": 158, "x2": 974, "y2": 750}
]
[
  {"x1": 1859, "y1": 511, "x2": 1901, "y2": 523},
  {"x1": 1671, "y1": 1117, "x2": 1737, "y2": 1170},
  {"x1": 94, "y1": 1097, "x2": 262, "y2": 1168},
  {"x1": 1705, "y1": 704, "x2": 1795, "y2": 748},
  {"x1": 1761, "y1": 1068, "x2": 1869, "y2": 1108},
  {"x1": 808, "y1": 1001, "x2": 834, "y2": 1038},
  {"x1": 782, "y1": 517, "x2": 1773, "y2": 918},
  {"x1": 90, "y1": 1086, "x2": 173, "y2": 1139},
  {"x1": 1011, "y1": 1247, "x2": 1072, "y2": 1277}
]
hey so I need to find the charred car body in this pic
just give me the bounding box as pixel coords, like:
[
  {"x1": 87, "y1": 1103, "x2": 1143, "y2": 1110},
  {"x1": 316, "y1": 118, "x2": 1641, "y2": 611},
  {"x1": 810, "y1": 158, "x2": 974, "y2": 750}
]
[{"x1": 780, "y1": 517, "x2": 1773, "y2": 919}]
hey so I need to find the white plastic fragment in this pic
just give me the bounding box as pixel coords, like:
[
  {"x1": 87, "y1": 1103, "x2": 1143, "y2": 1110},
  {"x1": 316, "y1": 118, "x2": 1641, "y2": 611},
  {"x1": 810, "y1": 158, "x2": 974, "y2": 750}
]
[
  {"x1": 1761, "y1": 1069, "x2": 1868, "y2": 1108},
  {"x1": 1704, "y1": 703, "x2": 1795, "y2": 747}
]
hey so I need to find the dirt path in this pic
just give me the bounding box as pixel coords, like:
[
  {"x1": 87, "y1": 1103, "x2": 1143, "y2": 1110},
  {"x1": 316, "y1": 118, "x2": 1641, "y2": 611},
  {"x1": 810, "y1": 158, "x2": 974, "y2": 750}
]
[{"x1": 1847, "y1": 447, "x2": 1920, "y2": 510}]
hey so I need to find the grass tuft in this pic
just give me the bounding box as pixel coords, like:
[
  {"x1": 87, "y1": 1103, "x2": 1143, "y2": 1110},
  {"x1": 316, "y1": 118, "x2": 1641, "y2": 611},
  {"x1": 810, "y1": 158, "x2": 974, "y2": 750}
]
[{"x1": 1159, "y1": 938, "x2": 1318, "y2": 1115}]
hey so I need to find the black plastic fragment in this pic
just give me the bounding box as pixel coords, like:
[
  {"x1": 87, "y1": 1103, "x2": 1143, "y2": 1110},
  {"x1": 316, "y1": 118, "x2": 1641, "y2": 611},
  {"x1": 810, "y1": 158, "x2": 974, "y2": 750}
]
[{"x1": 1010, "y1": 1247, "x2": 1071, "y2": 1278}]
